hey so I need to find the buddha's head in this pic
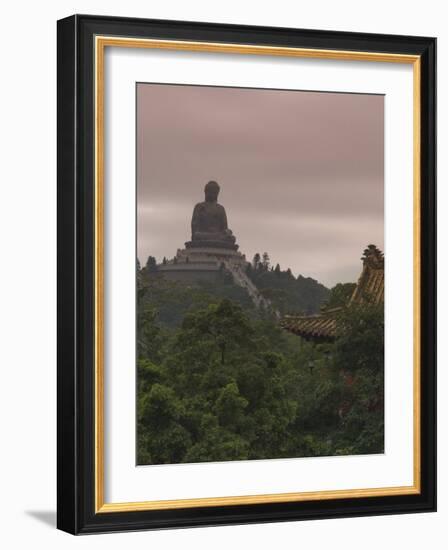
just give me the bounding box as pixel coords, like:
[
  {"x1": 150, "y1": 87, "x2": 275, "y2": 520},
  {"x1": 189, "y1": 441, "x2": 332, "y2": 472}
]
[{"x1": 204, "y1": 180, "x2": 220, "y2": 203}]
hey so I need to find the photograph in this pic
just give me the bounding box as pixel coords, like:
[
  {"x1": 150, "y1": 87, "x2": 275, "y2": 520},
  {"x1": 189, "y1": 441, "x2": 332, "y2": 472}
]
[
  {"x1": 136, "y1": 83, "x2": 385, "y2": 466},
  {"x1": 54, "y1": 12, "x2": 436, "y2": 535}
]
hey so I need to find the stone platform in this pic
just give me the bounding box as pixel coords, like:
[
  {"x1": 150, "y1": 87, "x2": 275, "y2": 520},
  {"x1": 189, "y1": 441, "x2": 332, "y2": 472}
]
[
  {"x1": 157, "y1": 246, "x2": 277, "y2": 315},
  {"x1": 157, "y1": 246, "x2": 248, "y2": 283}
]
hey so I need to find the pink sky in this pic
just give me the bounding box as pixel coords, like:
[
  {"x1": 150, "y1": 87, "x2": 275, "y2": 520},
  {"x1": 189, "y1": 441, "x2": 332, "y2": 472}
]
[{"x1": 137, "y1": 83, "x2": 384, "y2": 287}]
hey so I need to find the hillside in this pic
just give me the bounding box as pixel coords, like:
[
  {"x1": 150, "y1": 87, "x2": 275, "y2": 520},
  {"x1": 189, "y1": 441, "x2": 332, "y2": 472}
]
[
  {"x1": 246, "y1": 262, "x2": 329, "y2": 315},
  {"x1": 138, "y1": 269, "x2": 254, "y2": 328},
  {"x1": 138, "y1": 254, "x2": 329, "y2": 327},
  {"x1": 136, "y1": 254, "x2": 383, "y2": 466}
]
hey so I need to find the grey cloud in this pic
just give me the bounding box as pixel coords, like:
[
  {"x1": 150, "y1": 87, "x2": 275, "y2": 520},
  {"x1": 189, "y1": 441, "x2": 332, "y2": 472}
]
[{"x1": 137, "y1": 83, "x2": 384, "y2": 287}]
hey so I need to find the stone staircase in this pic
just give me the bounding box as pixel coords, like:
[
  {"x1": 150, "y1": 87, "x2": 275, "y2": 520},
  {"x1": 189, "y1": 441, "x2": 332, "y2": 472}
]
[{"x1": 222, "y1": 260, "x2": 280, "y2": 318}]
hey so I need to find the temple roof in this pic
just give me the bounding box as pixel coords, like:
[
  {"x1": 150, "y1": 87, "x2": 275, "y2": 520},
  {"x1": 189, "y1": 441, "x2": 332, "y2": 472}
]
[
  {"x1": 280, "y1": 313, "x2": 338, "y2": 341},
  {"x1": 280, "y1": 245, "x2": 384, "y2": 341}
]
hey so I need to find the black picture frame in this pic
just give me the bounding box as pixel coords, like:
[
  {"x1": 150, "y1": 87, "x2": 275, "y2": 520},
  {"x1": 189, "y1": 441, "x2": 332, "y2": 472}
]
[{"x1": 57, "y1": 14, "x2": 436, "y2": 534}]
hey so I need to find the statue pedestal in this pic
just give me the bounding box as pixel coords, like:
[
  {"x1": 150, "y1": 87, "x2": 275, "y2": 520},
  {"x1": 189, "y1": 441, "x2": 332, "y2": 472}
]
[
  {"x1": 185, "y1": 240, "x2": 239, "y2": 251},
  {"x1": 157, "y1": 245, "x2": 247, "y2": 283},
  {"x1": 156, "y1": 245, "x2": 276, "y2": 314}
]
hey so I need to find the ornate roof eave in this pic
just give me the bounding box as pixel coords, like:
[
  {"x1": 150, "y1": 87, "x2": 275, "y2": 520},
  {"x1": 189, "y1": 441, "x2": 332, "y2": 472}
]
[{"x1": 280, "y1": 245, "x2": 384, "y2": 342}]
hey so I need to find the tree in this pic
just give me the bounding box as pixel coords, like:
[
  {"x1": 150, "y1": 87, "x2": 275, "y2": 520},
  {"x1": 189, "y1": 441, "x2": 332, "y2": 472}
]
[
  {"x1": 274, "y1": 263, "x2": 281, "y2": 275},
  {"x1": 252, "y1": 252, "x2": 261, "y2": 269},
  {"x1": 138, "y1": 383, "x2": 191, "y2": 464},
  {"x1": 145, "y1": 255, "x2": 157, "y2": 272},
  {"x1": 325, "y1": 282, "x2": 357, "y2": 309},
  {"x1": 137, "y1": 303, "x2": 162, "y2": 363},
  {"x1": 329, "y1": 303, "x2": 385, "y2": 454},
  {"x1": 180, "y1": 299, "x2": 254, "y2": 365},
  {"x1": 262, "y1": 252, "x2": 270, "y2": 270},
  {"x1": 215, "y1": 382, "x2": 248, "y2": 427},
  {"x1": 333, "y1": 303, "x2": 384, "y2": 374}
]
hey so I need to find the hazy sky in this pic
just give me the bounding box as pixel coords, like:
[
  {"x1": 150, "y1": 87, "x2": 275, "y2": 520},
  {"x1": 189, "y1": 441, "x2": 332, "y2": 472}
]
[{"x1": 137, "y1": 83, "x2": 384, "y2": 288}]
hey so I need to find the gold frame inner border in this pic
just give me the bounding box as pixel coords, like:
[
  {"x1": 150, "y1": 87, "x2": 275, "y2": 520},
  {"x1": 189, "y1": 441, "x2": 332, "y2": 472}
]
[{"x1": 94, "y1": 35, "x2": 421, "y2": 514}]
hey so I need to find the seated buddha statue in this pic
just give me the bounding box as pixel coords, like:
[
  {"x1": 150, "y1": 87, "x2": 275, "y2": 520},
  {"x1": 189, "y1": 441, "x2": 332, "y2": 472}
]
[{"x1": 186, "y1": 181, "x2": 238, "y2": 250}]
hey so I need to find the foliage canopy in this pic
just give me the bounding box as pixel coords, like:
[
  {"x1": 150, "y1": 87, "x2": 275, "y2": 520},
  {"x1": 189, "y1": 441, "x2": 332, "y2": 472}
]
[{"x1": 137, "y1": 272, "x2": 384, "y2": 464}]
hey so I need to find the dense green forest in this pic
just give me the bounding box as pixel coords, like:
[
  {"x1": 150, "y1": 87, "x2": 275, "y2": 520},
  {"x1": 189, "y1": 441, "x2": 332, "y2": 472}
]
[
  {"x1": 136, "y1": 255, "x2": 384, "y2": 465},
  {"x1": 139, "y1": 252, "x2": 329, "y2": 326},
  {"x1": 245, "y1": 252, "x2": 329, "y2": 315},
  {"x1": 138, "y1": 270, "x2": 254, "y2": 328}
]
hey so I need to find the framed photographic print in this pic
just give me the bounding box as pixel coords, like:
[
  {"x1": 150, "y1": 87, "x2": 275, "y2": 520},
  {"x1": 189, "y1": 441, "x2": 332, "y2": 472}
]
[{"x1": 57, "y1": 15, "x2": 436, "y2": 534}]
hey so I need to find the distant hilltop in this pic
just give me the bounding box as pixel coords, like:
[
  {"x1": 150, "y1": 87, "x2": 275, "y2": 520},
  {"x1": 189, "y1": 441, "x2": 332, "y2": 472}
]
[
  {"x1": 139, "y1": 183, "x2": 330, "y2": 322},
  {"x1": 152, "y1": 181, "x2": 280, "y2": 314}
]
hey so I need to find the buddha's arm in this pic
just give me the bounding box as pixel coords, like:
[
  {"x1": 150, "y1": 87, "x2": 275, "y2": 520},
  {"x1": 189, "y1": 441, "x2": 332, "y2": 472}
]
[
  {"x1": 191, "y1": 204, "x2": 201, "y2": 235},
  {"x1": 221, "y1": 205, "x2": 228, "y2": 231}
]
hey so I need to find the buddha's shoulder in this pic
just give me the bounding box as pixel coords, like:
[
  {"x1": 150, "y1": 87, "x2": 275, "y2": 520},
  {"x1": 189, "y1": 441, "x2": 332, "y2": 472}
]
[{"x1": 193, "y1": 202, "x2": 224, "y2": 210}]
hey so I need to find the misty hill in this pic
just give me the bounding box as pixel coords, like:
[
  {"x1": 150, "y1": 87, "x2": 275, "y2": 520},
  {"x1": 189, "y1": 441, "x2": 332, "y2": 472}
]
[
  {"x1": 138, "y1": 253, "x2": 329, "y2": 328},
  {"x1": 138, "y1": 270, "x2": 255, "y2": 328},
  {"x1": 245, "y1": 253, "x2": 329, "y2": 316}
]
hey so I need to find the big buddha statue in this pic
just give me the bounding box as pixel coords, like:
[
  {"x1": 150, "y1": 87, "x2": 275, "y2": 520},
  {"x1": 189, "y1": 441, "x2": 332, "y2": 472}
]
[{"x1": 185, "y1": 181, "x2": 238, "y2": 250}]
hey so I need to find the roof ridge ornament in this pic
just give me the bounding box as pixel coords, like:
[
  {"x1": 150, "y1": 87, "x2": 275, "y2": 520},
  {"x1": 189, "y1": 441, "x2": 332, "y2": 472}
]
[{"x1": 361, "y1": 244, "x2": 384, "y2": 269}]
